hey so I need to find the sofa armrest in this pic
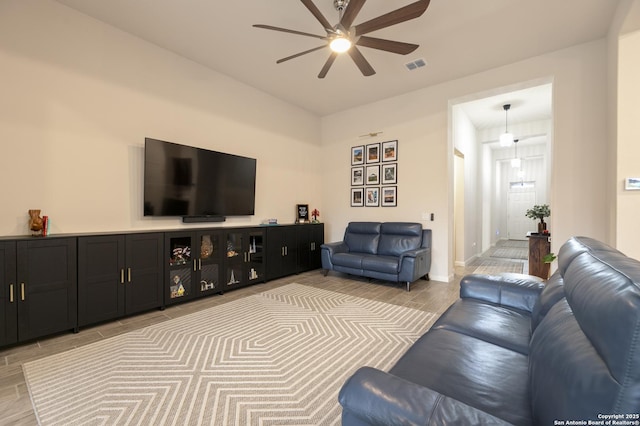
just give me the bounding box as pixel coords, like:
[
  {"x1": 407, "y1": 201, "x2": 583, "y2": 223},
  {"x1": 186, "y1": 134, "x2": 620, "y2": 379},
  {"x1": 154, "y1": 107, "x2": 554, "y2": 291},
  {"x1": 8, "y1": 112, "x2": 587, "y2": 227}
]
[
  {"x1": 460, "y1": 274, "x2": 545, "y2": 312},
  {"x1": 399, "y1": 247, "x2": 429, "y2": 259},
  {"x1": 339, "y1": 367, "x2": 511, "y2": 426},
  {"x1": 320, "y1": 241, "x2": 349, "y2": 271},
  {"x1": 321, "y1": 241, "x2": 348, "y2": 256}
]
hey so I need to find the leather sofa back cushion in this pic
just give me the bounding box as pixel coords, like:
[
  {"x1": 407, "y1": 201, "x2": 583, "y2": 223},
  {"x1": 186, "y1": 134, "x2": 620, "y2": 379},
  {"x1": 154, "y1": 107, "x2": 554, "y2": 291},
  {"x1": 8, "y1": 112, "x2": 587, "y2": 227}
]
[
  {"x1": 531, "y1": 272, "x2": 565, "y2": 331},
  {"x1": 530, "y1": 240, "x2": 640, "y2": 423},
  {"x1": 378, "y1": 223, "x2": 422, "y2": 257},
  {"x1": 344, "y1": 222, "x2": 381, "y2": 255}
]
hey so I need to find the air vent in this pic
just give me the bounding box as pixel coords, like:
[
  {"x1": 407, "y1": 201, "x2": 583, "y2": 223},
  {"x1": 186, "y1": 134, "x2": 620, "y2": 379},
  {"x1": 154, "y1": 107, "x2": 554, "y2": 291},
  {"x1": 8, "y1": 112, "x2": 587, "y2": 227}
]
[{"x1": 405, "y1": 58, "x2": 427, "y2": 71}]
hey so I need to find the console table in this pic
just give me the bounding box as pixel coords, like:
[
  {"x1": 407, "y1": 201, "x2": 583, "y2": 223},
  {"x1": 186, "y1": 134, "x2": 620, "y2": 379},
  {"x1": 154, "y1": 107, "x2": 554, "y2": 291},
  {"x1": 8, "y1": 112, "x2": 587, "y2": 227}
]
[{"x1": 528, "y1": 233, "x2": 551, "y2": 279}]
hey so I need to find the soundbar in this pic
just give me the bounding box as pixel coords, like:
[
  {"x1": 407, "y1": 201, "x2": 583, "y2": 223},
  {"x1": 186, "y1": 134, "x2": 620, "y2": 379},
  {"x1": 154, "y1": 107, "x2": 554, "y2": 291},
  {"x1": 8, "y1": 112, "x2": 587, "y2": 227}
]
[{"x1": 182, "y1": 215, "x2": 226, "y2": 223}]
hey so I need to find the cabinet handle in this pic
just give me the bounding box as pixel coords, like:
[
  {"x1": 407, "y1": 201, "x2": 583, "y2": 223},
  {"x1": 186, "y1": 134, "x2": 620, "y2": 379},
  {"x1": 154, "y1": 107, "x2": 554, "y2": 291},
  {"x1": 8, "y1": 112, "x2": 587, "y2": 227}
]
[
  {"x1": 21, "y1": 283, "x2": 25, "y2": 301},
  {"x1": 9, "y1": 284, "x2": 14, "y2": 303},
  {"x1": 199, "y1": 259, "x2": 202, "y2": 270},
  {"x1": 285, "y1": 246, "x2": 288, "y2": 256},
  {"x1": 128, "y1": 268, "x2": 132, "y2": 283},
  {"x1": 120, "y1": 269, "x2": 125, "y2": 284},
  {"x1": 193, "y1": 259, "x2": 197, "y2": 272},
  {"x1": 281, "y1": 247, "x2": 285, "y2": 257}
]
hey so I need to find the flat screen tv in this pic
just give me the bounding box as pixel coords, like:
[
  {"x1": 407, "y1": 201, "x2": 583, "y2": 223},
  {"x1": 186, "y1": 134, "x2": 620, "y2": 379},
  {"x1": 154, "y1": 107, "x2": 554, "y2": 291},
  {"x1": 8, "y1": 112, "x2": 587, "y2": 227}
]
[{"x1": 144, "y1": 138, "x2": 256, "y2": 220}]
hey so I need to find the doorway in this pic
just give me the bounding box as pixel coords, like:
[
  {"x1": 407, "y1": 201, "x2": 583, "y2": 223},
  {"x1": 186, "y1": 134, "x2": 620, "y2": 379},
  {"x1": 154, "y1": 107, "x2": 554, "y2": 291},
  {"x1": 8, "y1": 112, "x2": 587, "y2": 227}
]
[
  {"x1": 507, "y1": 187, "x2": 536, "y2": 240},
  {"x1": 450, "y1": 81, "x2": 552, "y2": 278}
]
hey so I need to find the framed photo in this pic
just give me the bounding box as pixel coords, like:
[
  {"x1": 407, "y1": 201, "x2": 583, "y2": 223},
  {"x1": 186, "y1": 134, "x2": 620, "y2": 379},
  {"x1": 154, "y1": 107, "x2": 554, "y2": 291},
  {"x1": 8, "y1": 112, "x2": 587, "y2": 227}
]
[
  {"x1": 365, "y1": 165, "x2": 380, "y2": 185},
  {"x1": 351, "y1": 145, "x2": 364, "y2": 165},
  {"x1": 365, "y1": 187, "x2": 380, "y2": 207},
  {"x1": 625, "y1": 177, "x2": 640, "y2": 190},
  {"x1": 381, "y1": 186, "x2": 397, "y2": 207},
  {"x1": 366, "y1": 143, "x2": 380, "y2": 163},
  {"x1": 296, "y1": 204, "x2": 309, "y2": 223},
  {"x1": 381, "y1": 163, "x2": 397, "y2": 184},
  {"x1": 351, "y1": 188, "x2": 364, "y2": 207},
  {"x1": 351, "y1": 167, "x2": 364, "y2": 186},
  {"x1": 382, "y1": 140, "x2": 398, "y2": 162}
]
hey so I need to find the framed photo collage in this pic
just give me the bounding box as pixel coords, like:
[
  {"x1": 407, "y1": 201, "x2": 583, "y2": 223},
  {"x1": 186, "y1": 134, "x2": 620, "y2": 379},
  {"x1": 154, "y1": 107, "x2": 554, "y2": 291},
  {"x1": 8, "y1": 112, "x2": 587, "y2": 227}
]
[{"x1": 350, "y1": 140, "x2": 397, "y2": 207}]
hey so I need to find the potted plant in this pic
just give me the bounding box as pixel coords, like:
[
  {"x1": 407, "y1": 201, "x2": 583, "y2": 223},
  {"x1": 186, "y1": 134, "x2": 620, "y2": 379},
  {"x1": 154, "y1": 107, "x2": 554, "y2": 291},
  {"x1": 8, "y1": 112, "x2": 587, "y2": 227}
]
[
  {"x1": 311, "y1": 209, "x2": 320, "y2": 223},
  {"x1": 525, "y1": 204, "x2": 551, "y2": 234}
]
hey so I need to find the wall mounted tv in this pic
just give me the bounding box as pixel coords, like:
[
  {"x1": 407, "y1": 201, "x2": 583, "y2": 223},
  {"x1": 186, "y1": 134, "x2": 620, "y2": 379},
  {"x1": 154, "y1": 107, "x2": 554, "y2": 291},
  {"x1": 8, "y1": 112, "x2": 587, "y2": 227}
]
[{"x1": 144, "y1": 138, "x2": 256, "y2": 222}]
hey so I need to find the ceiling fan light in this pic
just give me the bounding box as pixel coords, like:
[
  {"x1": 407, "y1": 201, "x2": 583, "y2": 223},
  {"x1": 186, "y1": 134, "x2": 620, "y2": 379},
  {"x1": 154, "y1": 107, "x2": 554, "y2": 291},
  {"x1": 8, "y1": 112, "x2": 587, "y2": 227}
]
[
  {"x1": 500, "y1": 132, "x2": 514, "y2": 147},
  {"x1": 330, "y1": 37, "x2": 352, "y2": 53},
  {"x1": 511, "y1": 157, "x2": 521, "y2": 168}
]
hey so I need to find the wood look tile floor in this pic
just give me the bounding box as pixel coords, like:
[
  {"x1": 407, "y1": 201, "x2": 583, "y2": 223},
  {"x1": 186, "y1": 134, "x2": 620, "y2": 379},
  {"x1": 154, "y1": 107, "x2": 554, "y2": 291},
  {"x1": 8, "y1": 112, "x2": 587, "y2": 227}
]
[{"x1": 0, "y1": 261, "x2": 489, "y2": 425}]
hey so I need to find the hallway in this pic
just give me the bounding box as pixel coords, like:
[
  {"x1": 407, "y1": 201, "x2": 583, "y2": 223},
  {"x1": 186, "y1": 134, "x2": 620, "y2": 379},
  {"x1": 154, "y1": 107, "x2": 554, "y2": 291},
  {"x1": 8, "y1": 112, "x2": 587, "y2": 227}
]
[{"x1": 456, "y1": 239, "x2": 529, "y2": 276}]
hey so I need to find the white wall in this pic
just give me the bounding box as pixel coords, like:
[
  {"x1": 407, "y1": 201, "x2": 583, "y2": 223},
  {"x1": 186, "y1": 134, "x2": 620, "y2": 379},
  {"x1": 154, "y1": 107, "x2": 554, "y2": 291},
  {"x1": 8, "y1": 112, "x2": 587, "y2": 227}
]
[
  {"x1": 322, "y1": 40, "x2": 609, "y2": 281},
  {"x1": 452, "y1": 106, "x2": 480, "y2": 264},
  {"x1": 617, "y1": 29, "x2": 640, "y2": 257},
  {"x1": 0, "y1": 0, "x2": 322, "y2": 236}
]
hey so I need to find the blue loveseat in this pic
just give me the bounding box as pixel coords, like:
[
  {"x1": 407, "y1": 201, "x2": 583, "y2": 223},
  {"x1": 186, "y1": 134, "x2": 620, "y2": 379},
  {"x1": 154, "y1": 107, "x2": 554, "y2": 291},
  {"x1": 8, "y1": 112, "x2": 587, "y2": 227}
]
[
  {"x1": 338, "y1": 236, "x2": 640, "y2": 425},
  {"x1": 320, "y1": 222, "x2": 431, "y2": 291}
]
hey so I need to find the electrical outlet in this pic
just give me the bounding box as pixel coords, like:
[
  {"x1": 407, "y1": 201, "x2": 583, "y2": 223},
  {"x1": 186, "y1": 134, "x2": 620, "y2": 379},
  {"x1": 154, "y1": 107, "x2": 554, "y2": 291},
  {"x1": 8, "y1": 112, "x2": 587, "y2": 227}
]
[{"x1": 421, "y1": 212, "x2": 430, "y2": 220}]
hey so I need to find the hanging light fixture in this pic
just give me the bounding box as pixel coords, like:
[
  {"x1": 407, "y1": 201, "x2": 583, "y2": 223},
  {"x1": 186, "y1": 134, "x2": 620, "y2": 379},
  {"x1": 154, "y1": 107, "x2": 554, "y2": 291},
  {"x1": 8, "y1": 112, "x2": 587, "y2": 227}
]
[
  {"x1": 500, "y1": 104, "x2": 514, "y2": 147},
  {"x1": 511, "y1": 138, "x2": 521, "y2": 168}
]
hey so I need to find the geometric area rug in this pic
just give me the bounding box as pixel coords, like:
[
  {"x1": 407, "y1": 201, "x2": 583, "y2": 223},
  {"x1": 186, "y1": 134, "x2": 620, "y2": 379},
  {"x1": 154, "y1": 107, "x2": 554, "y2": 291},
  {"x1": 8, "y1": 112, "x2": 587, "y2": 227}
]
[{"x1": 24, "y1": 284, "x2": 437, "y2": 425}]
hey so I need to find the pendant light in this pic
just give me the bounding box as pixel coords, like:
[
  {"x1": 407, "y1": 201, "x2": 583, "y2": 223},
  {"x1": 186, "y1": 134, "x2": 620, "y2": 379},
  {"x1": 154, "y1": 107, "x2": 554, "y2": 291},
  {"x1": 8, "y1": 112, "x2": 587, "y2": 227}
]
[
  {"x1": 511, "y1": 138, "x2": 521, "y2": 168},
  {"x1": 500, "y1": 104, "x2": 514, "y2": 147}
]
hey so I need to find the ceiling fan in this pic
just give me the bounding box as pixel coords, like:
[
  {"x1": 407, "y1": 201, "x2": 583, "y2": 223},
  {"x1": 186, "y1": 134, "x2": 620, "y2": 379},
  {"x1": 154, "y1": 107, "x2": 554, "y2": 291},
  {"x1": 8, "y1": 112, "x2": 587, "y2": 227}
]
[{"x1": 253, "y1": 0, "x2": 431, "y2": 78}]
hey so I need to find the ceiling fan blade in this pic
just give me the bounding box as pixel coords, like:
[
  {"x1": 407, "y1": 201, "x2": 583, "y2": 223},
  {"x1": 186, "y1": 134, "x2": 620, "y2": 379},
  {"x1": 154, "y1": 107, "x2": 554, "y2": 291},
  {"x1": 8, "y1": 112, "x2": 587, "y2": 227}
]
[
  {"x1": 253, "y1": 24, "x2": 327, "y2": 40},
  {"x1": 353, "y1": 0, "x2": 430, "y2": 36},
  {"x1": 339, "y1": 0, "x2": 367, "y2": 30},
  {"x1": 348, "y1": 46, "x2": 376, "y2": 76},
  {"x1": 318, "y1": 52, "x2": 338, "y2": 78},
  {"x1": 356, "y1": 36, "x2": 419, "y2": 55},
  {"x1": 300, "y1": 0, "x2": 334, "y2": 31},
  {"x1": 277, "y1": 46, "x2": 327, "y2": 64}
]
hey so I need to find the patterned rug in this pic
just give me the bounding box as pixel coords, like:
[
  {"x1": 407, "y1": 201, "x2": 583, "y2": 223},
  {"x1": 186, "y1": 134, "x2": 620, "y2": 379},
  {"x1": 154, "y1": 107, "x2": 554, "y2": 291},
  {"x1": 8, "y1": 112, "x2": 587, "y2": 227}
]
[
  {"x1": 491, "y1": 247, "x2": 528, "y2": 260},
  {"x1": 23, "y1": 284, "x2": 436, "y2": 426},
  {"x1": 472, "y1": 259, "x2": 524, "y2": 275}
]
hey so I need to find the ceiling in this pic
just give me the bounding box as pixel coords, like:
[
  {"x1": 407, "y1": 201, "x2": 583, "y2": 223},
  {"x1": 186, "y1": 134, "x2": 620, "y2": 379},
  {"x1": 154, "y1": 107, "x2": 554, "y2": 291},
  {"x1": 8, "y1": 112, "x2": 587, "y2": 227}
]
[{"x1": 53, "y1": 0, "x2": 619, "y2": 118}]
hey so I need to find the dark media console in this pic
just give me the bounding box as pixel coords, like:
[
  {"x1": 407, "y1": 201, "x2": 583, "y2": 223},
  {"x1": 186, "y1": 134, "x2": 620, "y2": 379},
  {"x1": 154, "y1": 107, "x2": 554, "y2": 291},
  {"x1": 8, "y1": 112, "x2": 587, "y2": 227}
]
[
  {"x1": 0, "y1": 223, "x2": 324, "y2": 348},
  {"x1": 182, "y1": 215, "x2": 226, "y2": 223}
]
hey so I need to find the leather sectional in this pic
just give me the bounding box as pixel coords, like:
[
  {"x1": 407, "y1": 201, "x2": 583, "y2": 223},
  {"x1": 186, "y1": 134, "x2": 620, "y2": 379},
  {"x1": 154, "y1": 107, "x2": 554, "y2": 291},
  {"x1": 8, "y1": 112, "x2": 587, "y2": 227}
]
[{"x1": 338, "y1": 236, "x2": 640, "y2": 425}]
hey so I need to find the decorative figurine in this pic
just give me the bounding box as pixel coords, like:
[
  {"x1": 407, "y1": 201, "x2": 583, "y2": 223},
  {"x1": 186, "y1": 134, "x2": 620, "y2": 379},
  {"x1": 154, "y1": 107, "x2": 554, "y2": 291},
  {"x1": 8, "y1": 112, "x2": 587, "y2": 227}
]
[{"x1": 28, "y1": 209, "x2": 44, "y2": 236}]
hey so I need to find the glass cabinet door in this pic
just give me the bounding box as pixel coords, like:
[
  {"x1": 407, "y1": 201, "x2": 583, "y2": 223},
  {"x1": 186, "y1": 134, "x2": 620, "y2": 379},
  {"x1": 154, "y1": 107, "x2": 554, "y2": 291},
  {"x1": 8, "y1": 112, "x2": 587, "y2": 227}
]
[
  {"x1": 246, "y1": 231, "x2": 264, "y2": 283},
  {"x1": 225, "y1": 232, "x2": 244, "y2": 288},
  {"x1": 167, "y1": 235, "x2": 193, "y2": 301},
  {"x1": 197, "y1": 232, "x2": 220, "y2": 295}
]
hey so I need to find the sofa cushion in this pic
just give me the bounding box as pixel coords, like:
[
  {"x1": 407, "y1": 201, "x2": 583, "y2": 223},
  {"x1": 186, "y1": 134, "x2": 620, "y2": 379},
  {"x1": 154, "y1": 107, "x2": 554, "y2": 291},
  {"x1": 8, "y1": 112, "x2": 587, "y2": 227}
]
[
  {"x1": 432, "y1": 299, "x2": 532, "y2": 355},
  {"x1": 332, "y1": 253, "x2": 365, "y2": 269},
  {"x1": 377, "y1": 222, "x2": 422, "y2": 256},
  {"x1": 531, "y1": 271, "x2": 565, "y2": 331},
  {"x1": 389, "y1": 328, "x2": 532, "y2": 426},
  {"x1": 343, "y1": 222, "x2": 381, "y2": 255},
  {"x1": 360, "y1": 254, "x2": 400, "y2": 274},
  {"x1": 530, "y1": 241, "x2": 640, "y2": 424}
]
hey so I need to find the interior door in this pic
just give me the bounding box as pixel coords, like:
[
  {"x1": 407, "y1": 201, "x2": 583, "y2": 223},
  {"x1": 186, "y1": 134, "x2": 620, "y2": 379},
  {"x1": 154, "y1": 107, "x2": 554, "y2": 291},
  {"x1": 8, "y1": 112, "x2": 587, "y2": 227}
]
[{"x1": 507, "y1": 189, "x2": 536, "y2": 240}]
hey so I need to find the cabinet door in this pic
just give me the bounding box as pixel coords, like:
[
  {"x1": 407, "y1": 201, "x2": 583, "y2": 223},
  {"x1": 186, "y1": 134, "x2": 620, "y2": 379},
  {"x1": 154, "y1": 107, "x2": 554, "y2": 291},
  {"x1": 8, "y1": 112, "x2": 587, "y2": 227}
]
[
  {"x1": 125, "y1": 233, "x2": 163, "y2": 314},
  {"x1": 165, "y1": 232, "x2": 196, "y2": 305},
  {"x1": 266, "y1": 226, "x2": 297, "y2": 280},
  {"x1": 78, "y1": 235, "x2": 126, "y2": 327},
  {"x1": 17, "y1": 238, "x2": 77, "y2": 341},
  {"x1": 309, "y1": 223, "x2": 324, "y2": 270},
  {"x1": 195, "y1": 231, "x2": 222, "y2": 297},
  {"x1": 224, "y1": 231, "x2": 246, "y2": 290},
  {"x1": 298, "y1": 224, "x2": 324, "y2": 273},
  {"x1": 246, "y1": 229, "x2": 265, "y2": 284},
  {"x1": 0, "y1": 242, "x2": 17, "y2": 346}
]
